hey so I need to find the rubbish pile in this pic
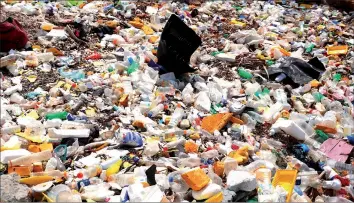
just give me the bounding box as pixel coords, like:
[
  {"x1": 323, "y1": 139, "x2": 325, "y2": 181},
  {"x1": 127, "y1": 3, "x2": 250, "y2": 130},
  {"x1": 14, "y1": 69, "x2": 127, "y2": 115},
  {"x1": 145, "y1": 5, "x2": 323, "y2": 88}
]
[{"x1": 1, "y1": 0, "x2": 354, "y2": 202}]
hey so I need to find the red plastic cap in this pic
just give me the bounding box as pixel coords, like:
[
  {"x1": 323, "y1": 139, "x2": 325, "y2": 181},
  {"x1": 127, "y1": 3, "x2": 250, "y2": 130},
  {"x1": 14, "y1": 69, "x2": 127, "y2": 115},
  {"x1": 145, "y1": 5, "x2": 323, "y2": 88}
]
[
  {"x1": 231, "y1": 144, "x2": 239, "y2": 150},
  {"x1": 77, "y1": 172, "x2": 84, "y2": 179}
]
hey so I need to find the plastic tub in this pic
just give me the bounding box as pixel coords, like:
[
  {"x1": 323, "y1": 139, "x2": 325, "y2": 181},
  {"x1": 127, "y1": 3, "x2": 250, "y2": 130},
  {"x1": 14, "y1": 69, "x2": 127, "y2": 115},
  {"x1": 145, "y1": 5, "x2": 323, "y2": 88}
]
[{"x1": 272, "y1": 169, "x2": 297, "y2": 202}]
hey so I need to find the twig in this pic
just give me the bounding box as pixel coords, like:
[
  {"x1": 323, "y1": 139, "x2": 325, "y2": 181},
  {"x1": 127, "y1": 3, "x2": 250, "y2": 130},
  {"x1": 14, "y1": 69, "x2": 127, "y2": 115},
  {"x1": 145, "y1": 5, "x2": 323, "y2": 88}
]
[{"x1": 64, "y1": 26, "x2": 88, "y2": 45}]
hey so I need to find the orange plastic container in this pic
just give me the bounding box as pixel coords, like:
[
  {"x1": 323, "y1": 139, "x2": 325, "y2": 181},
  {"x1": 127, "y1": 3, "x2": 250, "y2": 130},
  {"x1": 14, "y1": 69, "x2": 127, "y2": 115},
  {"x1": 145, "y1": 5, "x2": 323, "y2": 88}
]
[
  {"x1": 181, "y1": 168, "x2": 210, "y2": 191},
  {"x1": 272, "y1": 169, "x2": 298, "y2": 202},
  {"x1": 327, "y1": 45, "x2": 349, "y2": 55}
]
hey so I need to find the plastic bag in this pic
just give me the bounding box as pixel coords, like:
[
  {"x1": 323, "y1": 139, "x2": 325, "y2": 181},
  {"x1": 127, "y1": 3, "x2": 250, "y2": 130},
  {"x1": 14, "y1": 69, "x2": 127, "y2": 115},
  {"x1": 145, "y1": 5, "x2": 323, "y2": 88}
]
[
  {"x1": 267, "y1": 57, "x2": 325, "y2": 86},
  {"x1": 157, "y1": 14, "x2": 202, "y2": 75}
]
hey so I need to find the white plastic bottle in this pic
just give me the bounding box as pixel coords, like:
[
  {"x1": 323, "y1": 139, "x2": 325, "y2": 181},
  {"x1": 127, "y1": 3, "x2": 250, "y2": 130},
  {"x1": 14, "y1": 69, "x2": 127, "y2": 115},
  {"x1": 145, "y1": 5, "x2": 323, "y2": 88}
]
[
  {"x1": 271, "y1": 120, "x2": 307, "y2": 140},
  {"x1": 147, "y1": 103, "x2": 165, "y2": 118},
  {"x1": 168, "y1": 104, "x2": 184, "y2": 127},
  {"x1": 9, "y1": 150, "x2": 52, "y2": 166},
  {"x1": 47, "y1": 128, "x2": 90, "y2": 138}
]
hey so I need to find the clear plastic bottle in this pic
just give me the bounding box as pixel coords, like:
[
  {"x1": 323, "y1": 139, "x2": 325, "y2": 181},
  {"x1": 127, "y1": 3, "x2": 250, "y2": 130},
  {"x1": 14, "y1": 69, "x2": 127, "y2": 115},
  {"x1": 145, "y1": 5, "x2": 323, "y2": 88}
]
[
  {"x1": 1, "y1": 124, "x2": 21, "y2": 135},
  {"x1": 326, "y1": 159, "x2": 354, "y2": 172},
  {"x1": 168, "y1": 104, "x2": 184, "y2": 127},
  {"x1": 273, "y1": 89, "x2": 291, "y2": 110},
  {"x1": 121, "y1": 76, "x2": 133, "y2": 94},
  {"x1": 45, "y1": 157, "x2": 58, "y2": 171},
  {"x1": 308, "y1": 149, "x2": 327, "y2": 162},
  {"x1": 247, "y1": 111, "x2": 264, "y2": 124},
  {"x1": 304, "y1": 136, "x2": 321, "y2": 149},
  {"x1": 168, "y1": 170, "x2": 190, "y2": 193},
  {"x1": 37, "y1": 52, "x2": 55, "y2": 63},
  {"x1": 77, "y1": 165, "x2": 102, "y2": 179},
  {"x1": 10, "y1": 92, "x2": 26, "y2": 104},
  {"x1": 201, "y1": 149, "x2": 219, "y2": 159},
  {"x1": 147, "y1": 103, "x2": 165, "y2": 118}
]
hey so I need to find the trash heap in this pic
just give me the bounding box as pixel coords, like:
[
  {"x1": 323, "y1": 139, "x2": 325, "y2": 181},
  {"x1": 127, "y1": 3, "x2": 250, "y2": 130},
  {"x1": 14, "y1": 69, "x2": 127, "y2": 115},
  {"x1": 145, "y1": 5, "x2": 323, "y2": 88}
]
[{"x1": 1, "y1": 0, "x2": 354, "y2": 202}]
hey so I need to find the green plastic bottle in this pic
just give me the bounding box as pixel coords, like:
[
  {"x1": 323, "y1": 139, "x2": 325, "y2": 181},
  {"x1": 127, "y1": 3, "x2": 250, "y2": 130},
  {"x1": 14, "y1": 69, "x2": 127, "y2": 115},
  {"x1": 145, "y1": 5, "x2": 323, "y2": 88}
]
[
  {"x1": 238, "y1": 68, "x2": 253, "y2": 80},
  {"x1": 313, "y1": 92, "x2": 324, "y2": 102},
  {"x1": 45, "y1": 111, "x2": 68, "y2": 120},
  {"x1": 315, "y1": 130, "x2": 329, "y2": 143},
  {"x1": 305, "y1": 43, "x2": 315, "y2": 53},
  {"x1": 333, "y1": 73, "x2": 341, "y2": 82}
]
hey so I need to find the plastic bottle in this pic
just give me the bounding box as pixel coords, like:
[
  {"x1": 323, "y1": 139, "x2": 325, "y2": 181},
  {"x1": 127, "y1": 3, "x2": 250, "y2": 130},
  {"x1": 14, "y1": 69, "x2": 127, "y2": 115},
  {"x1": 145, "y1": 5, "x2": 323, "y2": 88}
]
[
  {"x1": 247, "y1": 111, "x2": 264, "y2": 124},
  {"x1": 273, "y1": 89, "x2": 291, "y2": 110},
  {"x1": 37, "y1": 52, "x2": 55, "y2": 62},
  {"x1": 4, "y1": 84, "x2": 22, "y2": 95},
  {"x1": 77, "y1": 165, "x2": 102, "y2": 179},
  {"x1": 47, "y1": 128, "x2": 90, "y2": 138},
  {"x1": 107, "y1": 173, "x2": 135, "y2": 187},
  {"x1": 238, "y1": 68, "x2": 253, "y2": 80},
  {"x1": 326, "y1": 159, "x2": 354, "y2": 172},
  {"x1": 9, "y1": 150, "x2": 52, "y2": 166},
  {"x1": 45, "y1": 111, "x2": 68, "y2": 120},
  {"x1": 45, "y1": 157, "x2": 58, "y2": 171},
  {"x1": 271, "y1": 120, "x2": 307, "y2": 140},
  {"x1": 322, "y1": 179, "x2": 342, "y2": 190},
  {"x1": 10, "y1": 92, "x2": 26, "y2": 104},
  {"x1": 168, "y1": 170, "x2": 190, "y2": 193},
  {"x1": 263, "y1": 102, "x2": 283, "y2": 122},
  {"x1": 255, "y1": 168, "x2": 273, "y2": 201},
  {"x1": 59, "y1": 68, "x2": 85, "y2": 81},
  {"x1": 319, "y1": 111, "x2": 337, "y2": 129},
  {"x1": 71, "y1": 96, "x2": 86, "y2": 114},
  {"x1": 304, "y1": 136, "x2": 321, "y2": 149},
  {"x1": 168, "y1": 104, "x2": 184, "y2": 127},
  {"x1": 122, "y1": 76, "x2": 133, "y2": 94},
  {"x1": 1, "y1": 124, "x2": 21, "y2": 135},
  {"x1": 31, "y1": 170, "x2": 65, "y2": 178},
  {"x1": 147, "y1": 104, "x2": 165, "y2": 118},
  {"x1": 201, "y1": 150, "x2": 219, "y2": 159},
  {"x1": 308, "y1": 149, "x2": 327, "y2": 162}
]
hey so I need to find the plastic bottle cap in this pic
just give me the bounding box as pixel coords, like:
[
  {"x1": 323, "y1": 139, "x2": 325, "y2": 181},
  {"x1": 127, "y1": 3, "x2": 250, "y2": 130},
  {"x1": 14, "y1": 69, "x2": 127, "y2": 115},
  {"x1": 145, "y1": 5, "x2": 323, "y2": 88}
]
[
  {"x1": 77, "y1": 172, "x2": 84, "y2": 179},
  {"x1": 231, "y1": 144, "x2": 239, "y2": 150},
  {"x1": 147, "y1": 112, "x2": 153, "y2": 118}
]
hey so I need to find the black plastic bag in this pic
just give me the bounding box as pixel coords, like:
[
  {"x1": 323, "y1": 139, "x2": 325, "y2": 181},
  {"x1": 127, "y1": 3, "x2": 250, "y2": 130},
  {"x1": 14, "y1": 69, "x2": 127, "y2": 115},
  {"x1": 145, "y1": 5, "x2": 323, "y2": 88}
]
[
  {"x1": 157, "y1": 14, "x2": 202, "y2": 75},
  {"x1": 267, "y1": 57, "x2": 325, "y2": 86}
]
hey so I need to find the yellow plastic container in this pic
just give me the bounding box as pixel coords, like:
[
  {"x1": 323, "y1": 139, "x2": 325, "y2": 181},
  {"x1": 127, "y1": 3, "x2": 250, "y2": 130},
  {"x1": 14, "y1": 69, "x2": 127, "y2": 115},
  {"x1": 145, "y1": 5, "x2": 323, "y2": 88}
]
[
  {"x1": 106, "y1": 159, "x2": 123, "y2": 178},
  {"x1": 327, "y1": 45, "x2": 349, "y2": 55},
  {"x1": 272, "y1": 170, "x2": 297, "y2": 202}
]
